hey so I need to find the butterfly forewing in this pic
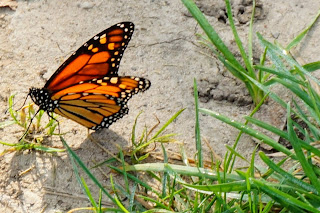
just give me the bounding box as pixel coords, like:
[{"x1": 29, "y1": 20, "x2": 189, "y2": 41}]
[{"x1": 45, "y1": 22, "x2": 135, "y2": 92}]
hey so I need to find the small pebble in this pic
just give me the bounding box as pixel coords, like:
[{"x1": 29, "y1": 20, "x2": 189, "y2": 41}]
[{"x1": 77, "y1": 2, "x2": 95, "y2": 9}]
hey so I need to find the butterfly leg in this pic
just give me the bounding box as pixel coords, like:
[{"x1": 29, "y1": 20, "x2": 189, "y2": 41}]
[
  {"x1": 46, "y1": 112, "x2": 61, "y2": 135},
  {"x1": 19, "y1": 108, "x2": 41, "y2": 141}
]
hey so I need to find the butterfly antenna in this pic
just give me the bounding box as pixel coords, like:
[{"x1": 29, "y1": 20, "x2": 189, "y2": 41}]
[
  {"x1": 19, "y1": 108, "x2": 41, "y2": 142},
  {"x1": 5, "y1": 94, "x2": 30, "y2": 114},
  {"x1": 17, "y1": 94, "x2": 30, "y2": 111}
]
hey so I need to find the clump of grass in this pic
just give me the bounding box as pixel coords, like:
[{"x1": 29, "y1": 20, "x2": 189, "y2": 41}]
[
  {"x1": 184, "y1": 0, "x2": 320, "y2": 212},
  {"x1": 0, "y1": 94, "x2": 63, "y2": 155},
  {"x1": 62, "y1": 110, "x2": 185, "y2": 212}
]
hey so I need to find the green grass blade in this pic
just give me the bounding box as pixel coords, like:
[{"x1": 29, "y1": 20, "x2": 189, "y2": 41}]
[
  {"x1": 199, "y1": 108, "x2": 295, "y2": 159},
  {"x1": 60, "y1": 136, "x2": 117, "y2": 204},
  {"x1": 80, "y1": 177, "x2": 98, "y2": 209},
  {"x1": 303, "y1": 61, "x2": 320, "y2": 72},
  {"x1": 108, "y1": 165, "x2": 156, "y2": 193},
  {"x1": 182, "y1": 180, "x2": 247, "y2": 193},
  {"x1": 161, "y1": 143, "x2": 168, "y2": 198},
  {"x1": 225, "y1": 0, "x2": 255, "y2": 77},
  {"x1": 137, "y1": 195, "x2": 171, "y2": 211},
  {"x1": 8, "y1": 94, "x2": 20, "y2": 126},
  {"x1": 255, "y1": 65, "x2": 305, "y2": 85},
  {"x1": 259, "y1": 152, "x2": 318, "y2": 194},
  {"x1": 226, "y1": 92, "x2": 268, "y2": 174},
  {"x1": 286, "y1": 105, "x2": 320, "y2": 193},
  {"x1": 244, "y1": 116, "x2": 320, "y2": 157},
  {"x1": 194, "y1": 79, "x2": 202, "y2": 167},
  {"x1": 181, "y1": 0, "x2": 246, "y2": 73},
  {"x1": 286, "y1": 9, "x2": 320, "y2": 50},
  {"x1": 150, "y1": 109, "x2": 184, "y2": 140},
  {"x1": 244, "y1": 116, "x2": 287, "y2": 139},
  {"x1": 293, "y1": 100, "x2": 320, "y2": 140},
  {"x1": 274, "y1": 78, "x2": 316, "y2": 109},
  {"x1": 67, "y1": 143, "x2": 98, "y2": 209},
  {"x1": 119, "y1": 149, "x2": 129, "y2": 194},
  {"x1": 306, "y1": 79, "x2": 320, "y2": 120},
  {"x1": 258, "y1": 33, "x2": 320, "y2": 86},
  {"x1": 226, "y1": 145, "x2": 248, "y2": 163},
  {"x1": 125, "y1": 163, "x2": 242, "y2": 181},
  {"x1": 131, "y1": 111, "x2": 143, "y2": 146},
  {"x1": 248, "y1": 0, "x2": 255, "y2": 66},
  {"x1": 253, "y1": 179, "x2": 320, "y2": 212},
  {"x1": 0, "y1": 120, "x2": 16, "y2": 128}
]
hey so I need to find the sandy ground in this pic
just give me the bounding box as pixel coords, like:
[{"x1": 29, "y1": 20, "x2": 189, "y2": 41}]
[{"x1": 0, "y1": 0, "x2": 320, "y2": 212}]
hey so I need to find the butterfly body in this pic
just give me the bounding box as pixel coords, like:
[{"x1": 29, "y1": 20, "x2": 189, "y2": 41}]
[
  {"x1": 28, "y1": 22, "x2": 150, "y2": 130},
  {"x1": 29, "y1": 87, "x2": 57, "y2": 112}
]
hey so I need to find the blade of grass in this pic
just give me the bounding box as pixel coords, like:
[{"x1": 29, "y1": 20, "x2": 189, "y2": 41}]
[
  {"x1": 150, "y1": 109, "x2": 184, "y2": 140},
  {"x1": 293, "y1": 100, "x2": 320, "y2": 141},
  {"x1": 244, "y1": 116, "x2": 320, "y2": 157},
  {"x1": 181, "y1": 0, "x2": 247, "y2": 73},
  {"x1": 259, "y1": 152, "x2": 318, "y2": 195},
  {"x1": 274, "y1": 78, "x2": 317, "y2": 109},
  {"x1": 242, "y1": 71, "x2": 320, "y2": 139},
  {"x1": 182, "y1": 180, "x2": 247, "y2": 194},
  {"x1": 60, "y1": 136, "x2": 117, "y2": 204},
  {"x1": 252, "y1": 179, "x2": 320, "y2": 212},
  {"x1": 248, "y1": 0, "x2": 256, "y2": 66},
  {"x1": 0, "y1": 120, "x2": 16, "y2": 128},
  {"x1": 225, "y1": 0, "x2": 255, "y2": 77},
  {"x1": 131, "y1": 111, "x2": 143, "y2": 147},
  {"x1": 125, "y1": 163, "x2": 242, "y2": 181},
  {"x1": 80, "y1": 177, "x2": 98, "y2": 209},
  {"x1": 110, "y1": 175, "x2": 129, "y2": 213},
  {"x1": 199, "y1": 108, "x2": 295, "y2": 159},
  {"x1": 286, "y1": 9, "x2": 320, "y2": 50},
  {"x1": 108, "y1": 165, "x2": 158, "y2": 195},
  {"x1": 161, "y1": 143, "x2": 168, "y2": 198},
  {"x1": 255, "y1": 65, "x2": 305, "y2": 86},
  {"x1": 303, "y1": 61, "x2": 320, "y2": 72},
  {"x1": 226, "y1": 91, "x2": 268, "y2": 174},
  {"x1": 286, "y1": 104, "x2": 320, "y2": 193},
  {"x1": 194, "y1": 79, "x2": 202, "y2": 167},
  {"x1": 119, "y1": 149, "x2": 129, "y2": 194},
  {"x1": 258, "y1": 33, "x2": 320, "y2": 86}
]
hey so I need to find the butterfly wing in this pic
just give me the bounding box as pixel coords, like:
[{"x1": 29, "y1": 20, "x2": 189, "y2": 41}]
[
  {"x1": 45, "y1": 22, "x2": 135, "y2": 92},
  {"x1": 51, "y1": 76, "x2": 150, "y2": 130}
]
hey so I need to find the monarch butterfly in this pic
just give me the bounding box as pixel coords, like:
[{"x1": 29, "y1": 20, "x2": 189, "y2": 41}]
[{"x1": 28, "y1": 22, "x2": 150, "y2": 131}]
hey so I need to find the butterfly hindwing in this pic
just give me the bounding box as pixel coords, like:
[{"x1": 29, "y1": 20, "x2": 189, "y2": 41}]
[
  {"x1": 53, "y1": 94, "x2": 128, "y2": 129},
  {"x1": 50, "y1": 76, "x2": 150, "y2": 129},
  {"x1": 45, "y1": 22, "x2": 135, "y2": 92}
]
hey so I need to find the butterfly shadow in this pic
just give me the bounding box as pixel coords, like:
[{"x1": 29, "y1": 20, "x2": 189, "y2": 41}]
[
  {"x1": 2, "y1": 128, "x2": 130, "y2": 211},
  {"x1": 76, "y1": 128, "x2": 131, "y2": 164},
  {"x1": 43, "y1": 128, "x2": 131, "y2": 210}
]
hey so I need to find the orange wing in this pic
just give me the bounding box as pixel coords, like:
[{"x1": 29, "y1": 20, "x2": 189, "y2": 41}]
[
  {"x1": 45, "y1": 22, "x2": 134, "y2": 92},
  {"x1": 50, "y1": 76, "x2": 150, "y2": 130}
]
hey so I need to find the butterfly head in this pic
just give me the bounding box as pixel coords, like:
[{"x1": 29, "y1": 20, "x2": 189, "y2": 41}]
[{"x1": 29, "y1": 87, "x2": 57, "y2": 112}]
